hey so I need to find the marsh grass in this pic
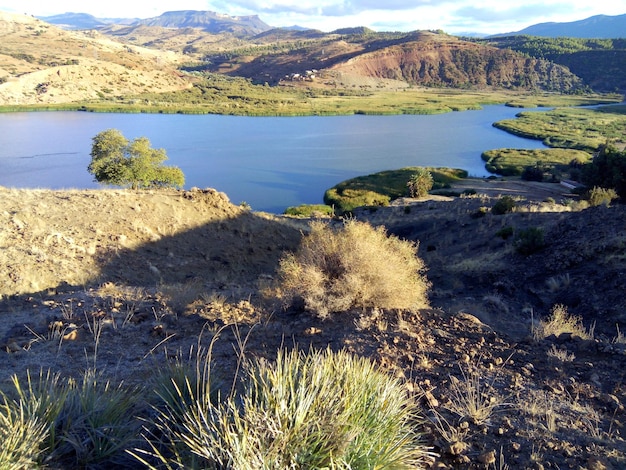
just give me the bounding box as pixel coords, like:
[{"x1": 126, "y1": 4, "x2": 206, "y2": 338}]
[
  {"x1": 481, "y1": 148, "x2": 591, "y2": 176},
  {"x1": 493, "y1": 106, "x2": 626, "y2": 152}
]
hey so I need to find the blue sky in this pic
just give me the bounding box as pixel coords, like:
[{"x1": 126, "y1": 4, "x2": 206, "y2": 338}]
[{"x1": 3, "y1": 0, "x2": 625, "y2": 35}]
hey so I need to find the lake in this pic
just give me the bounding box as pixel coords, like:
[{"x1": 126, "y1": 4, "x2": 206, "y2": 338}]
[{"x1": 0, "y1": 106, "x2": 548, "y2": 213}]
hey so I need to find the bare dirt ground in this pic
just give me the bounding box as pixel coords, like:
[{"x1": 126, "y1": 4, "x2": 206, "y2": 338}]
[{"x1": 1, "y1": 181, "x2": 625, "y2": 469}]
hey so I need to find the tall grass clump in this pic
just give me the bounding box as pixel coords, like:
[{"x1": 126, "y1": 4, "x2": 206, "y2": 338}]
[
  {"x1": 272, "y1": 220, "x2": 430, "y2": 318},
  {"x1": 138, "y1": 348, "x2": 433, "y2": 469},
  {"x1": 0, "y1": 369, "x2": 141, "y2": 468},
  {"x1": 0, "y1": 393, "x2": 49, "y2": 469}
]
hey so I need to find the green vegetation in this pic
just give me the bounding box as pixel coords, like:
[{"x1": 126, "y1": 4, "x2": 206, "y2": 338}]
[
  {"x1": 1, "y1": 349, "x2": 432, "y2": 469},
  {"x1": 0, "y1": 72, "x2": 619, "y2": 116},
  {"x1": 1, "y1": 369, "x2": 141, "y2": 468},
  {"x1": 514, "y1": 227, "x2": 545, "y2": 256},
  {"x1": 496, "y1": 226, "x2": 514, "y2": 240},
  {"x1": 492, "y1": 196, "x2": 516, "y2": 215},
  {"x1": 324, "y1": 167, "x2": 467, "y2": 214},
  {"x1": 493, "y1": 106, "x2": 626, "y2": 152},
  {"x1": 480, "y1": 36, "x2": 625, "y2": 60},
  {"x1": 272, "y1": 220, "x2": 430, "y2": 318},
  {"x1": 582, "y1": 145, "x2": 626, "y2": 200},
  {"x1": 88, "y1": 129, "x2": 185, "y2": 189},
  {"x1": 283, "y1": 204, "x2": 334, "y2": 217},
  {"x1": 141, "y1": 347, "x2": 432, "y2": 469},
  {"x1": 585, "y1": 186, "x2": 619, "y2": 207},
  {"x1": 481, "y1": 148, "x2": 591, "y2": 176},
  {"x1": 407, "y1": 168, "x2": 434, "y2": 198},
  {"x1": 479, "y1": 36, "x2": 626, "y2": 93}
]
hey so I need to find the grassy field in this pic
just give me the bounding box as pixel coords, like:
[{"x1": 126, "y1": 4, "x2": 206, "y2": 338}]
[
  {"x1": 0, "y1": 74, "x2": 621, "y2": 116},
  {"x1": 324, "y1": 167, "x2": 468, "y2": 214},
  {"x1": 481, "y1": 148, "x2": 592, "y2": 176},
  {"x1": 493, "y1": 104, "x2": 626, "y2": 152}
]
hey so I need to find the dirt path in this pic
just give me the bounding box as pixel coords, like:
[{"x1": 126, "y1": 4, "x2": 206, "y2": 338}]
[{"x1": 449, "y1": 177, "x2": 578, "y2": 202}]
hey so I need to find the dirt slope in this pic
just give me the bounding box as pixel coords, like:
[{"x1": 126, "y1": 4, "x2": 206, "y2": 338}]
[
  {"x1": 0, "y1": 12, "x2": 190, "y2": 105},
  {"x1": 1, "y1": 184, "x2": 626, "y2": 469}
]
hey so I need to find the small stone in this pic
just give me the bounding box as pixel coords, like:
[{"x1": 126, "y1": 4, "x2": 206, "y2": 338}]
[
  {"x1": 587, "y1": 456, "x2": 612, "y2": 470},
  {"x1": 63, "y1": 329, "x2": 78, "y2": 341},
  {"x1": 511, "y1": 442, "x2": 521, "y2": 452},
  {"x1": 447, "y1": 441, "x2": 468, "y2": 456},
  {"x1": 478, "y1": 450, "x2": 496, "y2": 465},
  {"x1": 423, "y1": 390, "x2": 439, "y2": 408},
  {"x1": 5, "y1": 340, "x2": 22, "y2": 353}
]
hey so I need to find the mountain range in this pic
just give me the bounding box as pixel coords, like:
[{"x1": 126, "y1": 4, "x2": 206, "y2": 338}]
[{"x1": 39, "y1": 10, "x2": 626, "y2": 39}]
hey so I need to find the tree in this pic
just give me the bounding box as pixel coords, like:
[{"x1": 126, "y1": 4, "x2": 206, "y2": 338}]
[
  {"x1": 407, "y1": 168, "x2": 433, "y2": 198},
  {"x1": 582, "y1": 145, "x2": 626, "y2": 200},
  {"x1": 88, "y1": 129, "x2": 184, "y2": 189}
]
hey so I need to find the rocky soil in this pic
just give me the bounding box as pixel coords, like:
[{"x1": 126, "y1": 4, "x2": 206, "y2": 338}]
[{"x1": 1, "y1": 181, "x2": 625, "y2": 469}]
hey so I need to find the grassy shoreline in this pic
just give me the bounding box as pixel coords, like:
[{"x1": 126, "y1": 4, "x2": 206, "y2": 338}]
[{"x1": 0, "y1": 86, "x2": 621, "y2": 117}]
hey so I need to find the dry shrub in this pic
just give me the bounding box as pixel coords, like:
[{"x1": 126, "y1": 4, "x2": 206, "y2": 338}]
[
  {"x1": 532, "y1": 304, "x2": 594, "y2": 341},
  {"x1": 274, "y1": 220, "x2": 430, "y2": 317}
]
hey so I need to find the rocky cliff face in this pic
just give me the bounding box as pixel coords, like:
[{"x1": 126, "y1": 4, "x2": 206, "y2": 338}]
[{"x1": 332, "y1": 38, "x2": 583, "y2": 91}]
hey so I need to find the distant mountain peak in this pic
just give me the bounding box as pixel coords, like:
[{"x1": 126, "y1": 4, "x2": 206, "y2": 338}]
[
  {"x1": 137, "y1": 10, "x2": 271, "y2": 36},
  {"x1": 492, "y1": 13, "x2": 626, "y2": 39}
]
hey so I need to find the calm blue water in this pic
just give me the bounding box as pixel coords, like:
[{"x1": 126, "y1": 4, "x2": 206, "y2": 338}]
[{"x1": 0, "y1": 107, "x2": 547, "y2": 213}]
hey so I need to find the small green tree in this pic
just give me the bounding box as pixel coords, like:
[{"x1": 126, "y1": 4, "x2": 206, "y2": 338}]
[
  {"x1": 88, "y1": 129, "x2": 184, "y2": 189},
  {"x1": 407, "y1": 168, "x2": 434, "y2": 198}
]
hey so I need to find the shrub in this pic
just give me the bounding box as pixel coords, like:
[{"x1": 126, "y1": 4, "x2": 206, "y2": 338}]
[
  {"x1": 0, "y1": 393, "x2": 49, "y2": 469},
  {"x1": 407, "y1": 168, "x2": 434, "y2": 198},
  {"x1": 585, "y1": 186, "x2": 618, "y2": 207},
  {"x1": 521, "y1": 164, "x2": 545, "y2": 182},
  {"x1": 141, "y1": 348, "x2": 433, "y2": 469},
  {"x1": 495, "y1": 226, "x2": 514, "y2": 240},
  {"x1": 2, "y1": 369, "x2": 141, "y2": 468},
  {"x1": 471, "y1": 206, "x2": 488, "y2": 218},
  {"x1": 491, "y1": 196, "x2": 516, "y2": 215},
  {"x1": 514, "y1": 227, "x2": 545, "y2": 255},
  {"x1": 532, "y1": 304, "x2": 593, "y2": 341},
  {"x1": 273, "y1": 220, "x2": 430, "y2": 318}
]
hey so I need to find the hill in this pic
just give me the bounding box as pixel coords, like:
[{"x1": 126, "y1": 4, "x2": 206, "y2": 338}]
[
  {"x1": 0, "y1": 11, "x2": 190, "y2": 105},
  {"x1": 198, "y1": 30, "x2": 583, "y2": 92},
  {"x1": 0, "y1": 183, "x2": 625, "y2": 468},
  {"x1": 136, "y1": 10, "x2": 271, "y2": 36},
  {"x1": 37, "y1": 12, "x2": 111, "y2": 30},
  {"x1": 497, "y1": 13, "x2": 626, "y2": 39},
  {"x1": 482, "y1": 36, "x2": 626, "y2": 92}
]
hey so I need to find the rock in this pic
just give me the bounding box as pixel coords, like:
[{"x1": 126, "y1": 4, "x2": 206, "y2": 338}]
[
  {"x1": 447, "y1": 441, "x2": 468, "y2": 456},
  {"x1": 586, "y1": 456, "x2": 612, "y2": 470},
  {"x1": 477, "y1": 449, "x2": 496, "y2": 465},
  {"x1": 423, "y1": 390, "x2": 439, "y2": 408}
]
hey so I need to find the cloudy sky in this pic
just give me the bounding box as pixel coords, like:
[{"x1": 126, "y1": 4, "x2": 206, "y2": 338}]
[{"x1": 3, "y1": 0, "x2": 626, "y2": 35}]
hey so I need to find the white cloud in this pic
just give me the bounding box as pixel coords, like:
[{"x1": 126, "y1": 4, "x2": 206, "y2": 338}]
[{"x1": 1, "y1": 0, "x2": 624, "y2": 34}]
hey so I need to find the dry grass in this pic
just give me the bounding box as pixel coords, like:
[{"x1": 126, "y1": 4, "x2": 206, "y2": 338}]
[
  {"x1": 546, "y1": 344, "x2": 576, "y2": 362},
  {"x1": 532, "y1": 304, "x2": 594, "y2": 341},
  {"x1": 272, "y1": 219, "x2": 430, "y2": 318},
  {"x1": 444, "y1": 362, "x2": 508, "y2": 426},
  {"x1": 0, "y1": 187, "x2": 302, "y2": 298}
]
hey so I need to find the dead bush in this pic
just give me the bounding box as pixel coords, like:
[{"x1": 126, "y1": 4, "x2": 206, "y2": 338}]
[{"x1": 272, "y1": 220, "x2": 430, "y2": 318}]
